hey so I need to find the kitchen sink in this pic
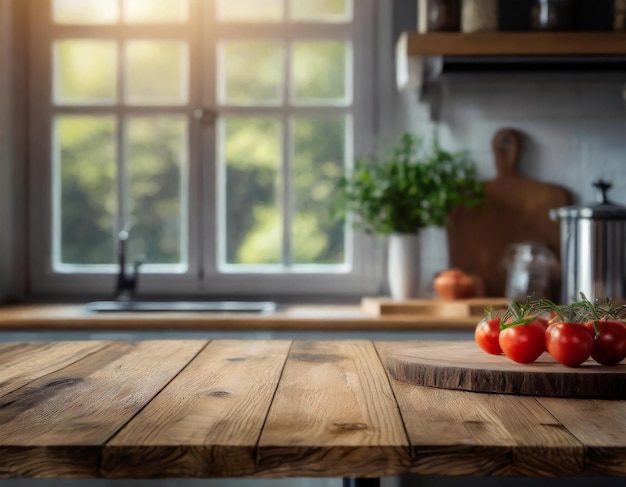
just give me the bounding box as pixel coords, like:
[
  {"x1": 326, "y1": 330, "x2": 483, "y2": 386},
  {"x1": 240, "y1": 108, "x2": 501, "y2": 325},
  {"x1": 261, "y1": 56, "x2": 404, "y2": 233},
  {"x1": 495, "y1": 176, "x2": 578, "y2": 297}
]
[{"x1": 84, "y1": 301, "x2": 277, "y2": 314}]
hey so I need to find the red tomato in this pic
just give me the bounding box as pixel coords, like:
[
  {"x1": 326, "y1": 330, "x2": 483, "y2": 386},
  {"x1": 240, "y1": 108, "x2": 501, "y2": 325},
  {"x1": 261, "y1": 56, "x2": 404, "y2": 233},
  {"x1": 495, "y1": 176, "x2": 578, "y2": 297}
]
[
  {"x1": 498, "y1": 319, "x2": 547, "y2": 364},
  {"x1": 584, "y1": 320, "x2": 626, "y2": 366},
  {"x1": 475, "y1": 317, "x2": 502, "y2": 355},
  {"x1": 546, "y1": 322, "x2": 594, "y2": 368}
]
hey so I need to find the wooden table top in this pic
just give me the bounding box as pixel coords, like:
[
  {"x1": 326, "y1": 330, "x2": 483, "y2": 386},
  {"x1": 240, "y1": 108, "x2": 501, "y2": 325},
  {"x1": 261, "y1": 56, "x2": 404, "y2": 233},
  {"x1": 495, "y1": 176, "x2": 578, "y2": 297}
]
[{"x1": 1, "y1": 340, "x2": 625, "y2": 479}]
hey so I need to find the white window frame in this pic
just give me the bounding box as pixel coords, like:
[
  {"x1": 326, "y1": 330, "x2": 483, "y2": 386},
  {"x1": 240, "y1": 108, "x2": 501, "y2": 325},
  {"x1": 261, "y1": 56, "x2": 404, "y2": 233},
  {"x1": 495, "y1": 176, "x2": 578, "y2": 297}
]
[{"x1": 28, "y1": 0, "x2": 382, "y2": 299}]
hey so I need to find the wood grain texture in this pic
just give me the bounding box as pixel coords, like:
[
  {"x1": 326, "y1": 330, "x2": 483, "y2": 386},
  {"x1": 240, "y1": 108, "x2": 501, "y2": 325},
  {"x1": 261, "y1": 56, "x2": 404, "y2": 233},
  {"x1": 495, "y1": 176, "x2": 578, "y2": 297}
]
[
  {"x1": 257, "y1": 341, "x2": 410, "y2": 478},
  {"x1": 0, "y1": 340, "x2": 206, "y2": 478},
  {"x1": 447, "y1": 129, "x2": 571, "y2": 297},
  {"x1": 376, "y1": 342, "x2": 583, "y2": 477},
  {"x1": 385, "y1": 342, "x2": 626, "y2": 399},
  {"x1": 402, "y1": 32, "x2": 626, "y2": 56},
  {"x1": 361, "y1": 298, "x2": 509, "y2": 318},
  {"x1": 102, "y1": 340, "x2": 292, "y2": 478},
  {"x1": 3, "y1": 339, "x2": 626, "y2": 479},
  {"x1": 538, "y1": 398, "x2": 626, "y2": 476},
  {"x1": 0, "y1": 341, "x2": 109, "y2": 398},
  {"x1": 0, "y1": 304, "x2": 482, "y2": 331}
]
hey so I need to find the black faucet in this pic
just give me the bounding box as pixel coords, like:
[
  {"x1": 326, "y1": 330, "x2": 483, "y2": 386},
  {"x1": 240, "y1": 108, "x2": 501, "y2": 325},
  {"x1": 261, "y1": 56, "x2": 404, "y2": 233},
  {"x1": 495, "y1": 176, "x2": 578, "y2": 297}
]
[{"x1": 115, "y1": 230, "x2": 143, "y2": 301}]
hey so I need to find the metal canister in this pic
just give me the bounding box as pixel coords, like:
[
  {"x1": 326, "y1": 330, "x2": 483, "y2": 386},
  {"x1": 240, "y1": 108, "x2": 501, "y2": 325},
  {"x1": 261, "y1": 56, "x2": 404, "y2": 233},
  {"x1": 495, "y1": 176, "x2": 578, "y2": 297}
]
[{"x1": 550, "y1": 180, "x2": 626, "y2": 304}]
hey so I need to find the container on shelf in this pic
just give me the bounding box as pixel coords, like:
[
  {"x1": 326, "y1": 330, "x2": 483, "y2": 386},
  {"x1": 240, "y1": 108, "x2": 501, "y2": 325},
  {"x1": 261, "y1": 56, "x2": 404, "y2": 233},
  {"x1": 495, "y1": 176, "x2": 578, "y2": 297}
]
[
  {"x1": 418, "y1": 0, "x2": 429, "y2": 33},
  {"x1": 427, "y1": 0, "x2": 461, "y2": 32},
  {"x1": 616, "y1": 0, "x2": 626, "y2": 31},
  {"x1": 462, "y1": 0, "x2": 499, "y2": 33},
  {"x1": 531, "y1": 0, "x2": 574, "y2": 31}
]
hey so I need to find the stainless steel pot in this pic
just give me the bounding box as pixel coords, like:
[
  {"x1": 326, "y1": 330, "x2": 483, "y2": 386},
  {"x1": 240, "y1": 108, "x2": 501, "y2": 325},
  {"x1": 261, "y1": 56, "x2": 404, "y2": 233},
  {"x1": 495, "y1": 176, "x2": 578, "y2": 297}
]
[{"x1": 550, "y1": 180, "x2": 626, "y2": 304}]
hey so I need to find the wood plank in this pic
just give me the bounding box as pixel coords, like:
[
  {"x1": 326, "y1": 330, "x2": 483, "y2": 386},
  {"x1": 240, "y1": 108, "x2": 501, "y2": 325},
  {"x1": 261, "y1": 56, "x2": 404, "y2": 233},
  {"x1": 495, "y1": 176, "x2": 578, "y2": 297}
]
[
  {"x1": 102, "y1": 340, "x2": 292, "y2": 478},
  {"x1": 537, "y1": 398, "x2": 626, "y2": 476},
  {"x1": 403, "y1": 32, "x2": 626, "y2": 56},
  {"x1": 257, "y1": 341, "x2": 410, "y2": 478},
  {"x1": 385, "y1": 342, "x2": 626, "y2": 399},
  {"x1": 0, "y1": 340, "x2": 206, "y2": 478},
  {"x1": 376, "y1": 342, "x2": 583, "y2": 477},
  {"x1": 0, "y1": 341, "x2": 110, "y2": 398}
]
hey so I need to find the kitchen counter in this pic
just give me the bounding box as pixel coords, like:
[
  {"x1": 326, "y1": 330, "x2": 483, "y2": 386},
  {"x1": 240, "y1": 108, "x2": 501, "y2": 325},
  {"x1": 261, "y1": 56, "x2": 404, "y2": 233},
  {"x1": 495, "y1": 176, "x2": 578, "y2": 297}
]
[
  {"x1": 0, "y1": 303, "x2": 481, "y2": 331},
  {"x1": 2, "y1": 339, "x2": 625, "y2": 480}
]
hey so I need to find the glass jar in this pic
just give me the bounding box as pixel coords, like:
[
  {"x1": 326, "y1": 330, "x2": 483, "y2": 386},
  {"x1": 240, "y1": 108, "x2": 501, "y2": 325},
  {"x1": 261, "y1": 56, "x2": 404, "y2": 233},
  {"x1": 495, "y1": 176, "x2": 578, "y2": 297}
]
[
  {"x1": 503, "y1": 242, "x2": 559, "y2": 301},
  {"x1": 531, "y1": 0, "x2": 574, "y2": 31},
  {"x1": 427, "y1": 0, "x2": 461, "y2": 32}
]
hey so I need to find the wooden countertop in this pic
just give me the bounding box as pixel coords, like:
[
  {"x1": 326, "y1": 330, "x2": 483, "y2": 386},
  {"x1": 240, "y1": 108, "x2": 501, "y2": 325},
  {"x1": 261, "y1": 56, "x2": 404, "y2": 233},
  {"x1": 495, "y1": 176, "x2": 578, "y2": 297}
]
[
  {"x1": 1, "y1": 339, "x2": 625, "y2": 479},
  {"x1": 0, "y1": 303, "x2": 481, "y2": 331}
]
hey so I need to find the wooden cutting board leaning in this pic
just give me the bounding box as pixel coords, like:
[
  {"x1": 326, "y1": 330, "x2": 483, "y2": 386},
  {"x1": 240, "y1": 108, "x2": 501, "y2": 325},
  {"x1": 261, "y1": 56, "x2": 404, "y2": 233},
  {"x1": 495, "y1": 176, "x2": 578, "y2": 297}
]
[{"x1": 447, "y1": 128, "x2": 572, "y2": 298}]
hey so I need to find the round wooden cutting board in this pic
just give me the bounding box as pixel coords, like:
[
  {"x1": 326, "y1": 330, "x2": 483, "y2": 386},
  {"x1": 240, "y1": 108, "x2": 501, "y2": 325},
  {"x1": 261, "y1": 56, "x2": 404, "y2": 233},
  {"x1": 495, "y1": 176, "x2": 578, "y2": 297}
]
[{"x1": 385, "y1": 342, "x2": 626, "y2": 399}]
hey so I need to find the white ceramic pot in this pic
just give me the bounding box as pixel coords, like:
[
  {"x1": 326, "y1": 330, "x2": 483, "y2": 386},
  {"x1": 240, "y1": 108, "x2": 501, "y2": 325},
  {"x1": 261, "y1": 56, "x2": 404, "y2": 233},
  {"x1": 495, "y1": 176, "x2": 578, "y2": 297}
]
[{"x1": 387, "y1": 233, "x2": 421, "y2": 301}]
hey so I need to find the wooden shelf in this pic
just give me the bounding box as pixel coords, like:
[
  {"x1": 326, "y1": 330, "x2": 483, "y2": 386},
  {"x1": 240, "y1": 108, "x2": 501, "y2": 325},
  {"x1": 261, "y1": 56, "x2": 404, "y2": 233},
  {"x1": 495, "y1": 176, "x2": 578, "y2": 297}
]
[{"x1": 401, "y1": 32, "x2": 626, "y2": 57}]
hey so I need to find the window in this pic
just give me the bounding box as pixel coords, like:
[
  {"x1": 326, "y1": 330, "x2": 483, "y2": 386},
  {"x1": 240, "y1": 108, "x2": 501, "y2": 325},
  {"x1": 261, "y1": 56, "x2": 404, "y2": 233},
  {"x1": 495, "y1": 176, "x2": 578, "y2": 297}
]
[{"x1": 29, "y1": 0, "x2": 378, "y2": 297}]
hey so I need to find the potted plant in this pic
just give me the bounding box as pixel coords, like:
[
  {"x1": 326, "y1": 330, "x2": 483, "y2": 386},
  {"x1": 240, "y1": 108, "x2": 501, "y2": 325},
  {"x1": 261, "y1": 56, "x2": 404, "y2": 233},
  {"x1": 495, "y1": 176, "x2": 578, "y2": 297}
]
[{"x1": 336, "y1": 133, "x2": 484, "y2": 300}]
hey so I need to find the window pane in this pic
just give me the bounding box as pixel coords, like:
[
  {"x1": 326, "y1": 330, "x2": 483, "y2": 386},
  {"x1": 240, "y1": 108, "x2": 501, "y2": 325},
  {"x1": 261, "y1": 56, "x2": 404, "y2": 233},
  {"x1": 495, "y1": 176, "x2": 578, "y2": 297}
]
[
  {"x1": 54, "y1": 40, "x2": 117, "y2": 105},
  {"x1": 55, "y1": 116, "x2": 116, "y2": 266},
  {"x1": 53, "y1": 0, "x2": 118, "y2": 24},
  {"x1": 293, "y1": 117, "x2": 346, "y2": 265},
  {"x1": 219, "y1": 42, "x2": 284, "y2": 106},
  {"x1": 126, "y1": 117, "x2": 187, "y2": 265},
  {"x1": 123, "y1": 0, "x2": 189, "y2": 23},
  {"x1": 217, "y1": 0, "x2": 283, "y2": 22},
  {"x1": 222, "y1": 118, "x2": 282, "y2": 266},
  {"x1": 290, "y1": 0, "x2": 352, "y2": 21},
  {"x1": 292, "y1": 41, "x2": 349, "y2": 104},
  {"x1": 125, "y1": 41, "x2": 189, "y2": 105}
]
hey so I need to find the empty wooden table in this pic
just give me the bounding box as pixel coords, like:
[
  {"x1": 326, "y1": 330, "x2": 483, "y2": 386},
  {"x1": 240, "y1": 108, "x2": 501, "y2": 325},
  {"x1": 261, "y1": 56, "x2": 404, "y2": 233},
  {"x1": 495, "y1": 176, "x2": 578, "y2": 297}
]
[{"x1": 1, "y1": 340, "x2": 626, "y2": 483}]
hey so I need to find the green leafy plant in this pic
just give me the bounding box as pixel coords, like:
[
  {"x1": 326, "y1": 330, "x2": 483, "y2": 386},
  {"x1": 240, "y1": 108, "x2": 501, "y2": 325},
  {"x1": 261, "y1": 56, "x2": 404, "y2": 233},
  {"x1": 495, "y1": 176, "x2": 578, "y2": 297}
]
[{"x1": 335, "y1": 133, "x2": 484, "y2": 235}]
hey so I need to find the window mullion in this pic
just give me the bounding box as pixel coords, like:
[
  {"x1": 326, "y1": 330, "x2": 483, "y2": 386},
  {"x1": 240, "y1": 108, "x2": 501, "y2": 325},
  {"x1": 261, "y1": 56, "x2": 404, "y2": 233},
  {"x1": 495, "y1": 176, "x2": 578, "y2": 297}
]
[
  {"x1": 282, "y1": 118, "x2": 292, "y2": 268},
  {"x1": 281, "y1": 35, "x2": 292, "y2": 268},
  {"x1": 115, "y1": 33, "x2": 127, "y2": 238}
]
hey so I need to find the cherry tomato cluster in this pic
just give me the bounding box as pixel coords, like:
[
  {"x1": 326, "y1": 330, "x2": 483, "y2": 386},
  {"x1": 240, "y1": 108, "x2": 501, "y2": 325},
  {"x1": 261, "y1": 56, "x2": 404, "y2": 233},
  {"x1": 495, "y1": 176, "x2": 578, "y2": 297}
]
[{"x1": 475, "y1": 296, "x2": 626, "y2": 368}]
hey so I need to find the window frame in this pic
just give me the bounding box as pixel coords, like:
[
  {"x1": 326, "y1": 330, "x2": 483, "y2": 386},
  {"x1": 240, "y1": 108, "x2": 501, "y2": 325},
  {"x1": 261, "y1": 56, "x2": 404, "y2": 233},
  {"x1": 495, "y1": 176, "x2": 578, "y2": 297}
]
[{"x1": 28, "y1": 0, "x2": 382, "y2": 299}]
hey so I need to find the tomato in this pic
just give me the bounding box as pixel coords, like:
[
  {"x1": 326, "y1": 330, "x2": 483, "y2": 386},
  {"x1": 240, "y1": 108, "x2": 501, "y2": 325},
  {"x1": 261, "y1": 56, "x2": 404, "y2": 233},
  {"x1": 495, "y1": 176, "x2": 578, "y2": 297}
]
[
  {"x1": 545, "y1": 322, "x2": 594, "y2": 368},
  {"x1": 584, "y1": 320, "x2": 626, "y2": 366},
  {"x1": 498, "y1": 319, "x2": 547, "y2": 364},
  {"x1": 475, "y1": 317, "x2": 502, "y2": 355}
]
